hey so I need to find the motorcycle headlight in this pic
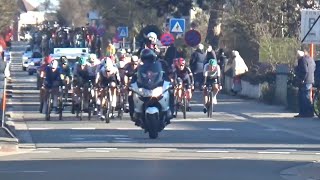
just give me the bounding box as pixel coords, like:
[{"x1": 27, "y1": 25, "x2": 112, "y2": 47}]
[
  {"x1": 151, "y1": 87, "x2": 163, "y2": 97},
  {"x1": 29, "y1": 62, "x2": 35, "y2": 66}
]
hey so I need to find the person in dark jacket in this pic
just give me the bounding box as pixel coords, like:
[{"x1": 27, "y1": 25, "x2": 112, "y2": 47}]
[
  {"x1": 217, "y1": 48, "x2": 227, "y2": 86},
  {"x1": 294, "y1": 50, "x2": 316, "y2": 118},
  {"x1": 205, "y1": 45, "x2": 217, "y2": 65},
  {"x1": 164, "y1": 44, "x2": 177, "y2": 67},
  {"x1": 190, "y1": 43, "x2": 207, "y2": 90}
]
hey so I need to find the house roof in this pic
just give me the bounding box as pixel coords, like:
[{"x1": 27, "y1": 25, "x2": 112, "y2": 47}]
[{"x1": 18, "y1": 0, "x2": 37, "y2": 12}]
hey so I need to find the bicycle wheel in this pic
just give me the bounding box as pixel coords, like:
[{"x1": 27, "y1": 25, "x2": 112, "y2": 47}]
[
  {"x1": 46, "y1": 92, "x2": 52, "y2": 121},
  {"x1": 182, "y1": 90, "x2": 187, "y2": 119},
  {"x1": 105, "y1": 102, "x2": 111, "y2": 123},
  {"x1": 118, "y1": 93, "x2": 124, "y2": 120},
  {"x1": 313, "y1": 90, "x2": 320, "y2": 118},
  {"x1": 58, "y1": 93, "x2": 63, "y2": 120},
  {"x1": 208, "y1": 90, "x2": 213, "y2": 118},
  {"x1": 80, "y1": 91, "x2": 83, "y2": 121}
]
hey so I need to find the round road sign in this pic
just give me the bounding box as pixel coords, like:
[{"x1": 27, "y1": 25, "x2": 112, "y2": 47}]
[
  {"x1": 184, "y1": 30, "x2": 201, "y2": 47},
  {"x1": 160, "y1": 33, "x2": 175, "y2": 46}
]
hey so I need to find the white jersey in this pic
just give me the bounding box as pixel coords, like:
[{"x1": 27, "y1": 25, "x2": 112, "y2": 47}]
[{"x1": 203, "y1": 63, "x2": 221, "y2": 78}]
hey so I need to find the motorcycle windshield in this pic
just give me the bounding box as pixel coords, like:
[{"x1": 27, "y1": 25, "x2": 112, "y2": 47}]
[{"x1": 137, "y1": 61, "x2": 163, "y2": 89}]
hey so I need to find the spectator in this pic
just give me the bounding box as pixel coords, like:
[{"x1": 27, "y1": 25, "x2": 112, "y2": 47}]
[
  {"x1": 217, "y1": 48, "x2": 228, "y2": 86},
  {"x1": 164, "y1": 43, "x2": 177, "y2": 66},
  {"x1": 294, "y1": 50, "x2": 316, "y2": 118},
  {"x1": 105, "y1": 40, "x2": 116, "y2": 57},
  {"x1": 230, "y1": 50, "x2": 248, "y2": 95},
  {"x1": 190, "y1": 43, "x2": 207, "y2": 90},
  {"x1": 205, "y1": 45, "x2": 217, "y2": 65}
]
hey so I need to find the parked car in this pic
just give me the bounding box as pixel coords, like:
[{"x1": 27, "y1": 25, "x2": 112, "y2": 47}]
[
  {"x1": 27, "y1": 51, "x2": 43, "y2": 75},
  {"x1": 22, "y1": 47, "x2": 33, "y2": 71}
]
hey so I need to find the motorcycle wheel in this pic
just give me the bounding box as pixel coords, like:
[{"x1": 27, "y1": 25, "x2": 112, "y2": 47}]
[{"x1": 146, "y1": 113, "x2": 159, "y2": 139}]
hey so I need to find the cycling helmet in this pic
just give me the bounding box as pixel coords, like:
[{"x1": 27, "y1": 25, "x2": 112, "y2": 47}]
[
  {"x1": 140, "y1": 48, "x2": 157, "y2": 62},
  {"x1": 44, "y1": 56, "x2": 53, "y2": 65},
  {"x1": 79, "y1": 56, "x2": 87, "y2": 65},
  {"x1": 104, "y1": 58, "x2": 114, "y2": 71},
  {"x1": 89, "y1": 54, "x2": 97, "y2": 63},
  {"x1": 51, "y1": 59, "x2": 58, "y2": 69},
  {"x1": 208, "y1": 59, "x2": 217, "y2": 66},
  {"x1": 147, "y1": 32, "x2": 157, "y2": 40},
  {"x1": 177, "y1": 58, "x2": 185, "y2": 66},
  {"x1": 60, "y1": 56, "x2": 68, "y2": 65},
  {"x1": 131, "y1": 55, "x2": 139, "y2": 63}
]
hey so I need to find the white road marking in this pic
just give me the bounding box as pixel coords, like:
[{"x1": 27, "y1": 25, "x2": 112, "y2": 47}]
[
  {"x1": 116, "y1": 127, "x2": 140, "y2": 130},
  {"x1": 208, "y1": 128, "x2": 235, "y2": 131},
  {"x1": 92, "y1": 150, "x2": 110, "y2": 153},
  {"x1": 265, "y1": 149, "x2": 297, "y2": 152},
  {"x1": 257, "y1": 152, "x2": 291, "y2": 154},
  {"x1": 113, "y1": 140, "x2": 135, "y2": 143},
  {"x1": 28, "y1": 128, "x2": 51, "y2": 130},
  {"x1": 172, "y1": 119, "x2": 219, "y2": 122},
  {"x1": 72, "y1": 140, "x2": 106, "y2": 143},
  {"x1": 70, "y1": 134, "x2": 128, "y2": 137},
  {"x1": 315, "y1": 153, "x2": 320, "y2": 155},
  {"x1": 138, "y1": 148, "x2": 177, "y2": 153},
  {"x1": 86, "y1": 148, "x2": 117, "y2": 150},
  {"x1": 71, "y1": 127, "x2": 96, "y2": 130},
  {"x1": 114, "y1": 137, "x2": 132, "y2": 140}
]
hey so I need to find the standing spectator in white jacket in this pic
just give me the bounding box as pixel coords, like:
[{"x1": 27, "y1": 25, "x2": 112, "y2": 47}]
[{"x1": 230, "y1": 50, "x2": 248, "y2": 95}]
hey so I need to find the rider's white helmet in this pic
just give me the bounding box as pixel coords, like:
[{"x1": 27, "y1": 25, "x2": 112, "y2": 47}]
[
  {"x1": 147, "y1": 32, "x2": 157, "y2": 40},
  {"x1": 51, "y1": 59, "x2": 58, "y2": 69}
]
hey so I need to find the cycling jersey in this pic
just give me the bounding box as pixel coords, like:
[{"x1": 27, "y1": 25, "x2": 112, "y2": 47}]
[
  {"x1": 203, "y1": 63, "x2": 221, "y2": 85},
  {"x1": 45, "y1": 66, "x2": 62, "y2": 88},
  {"x1": 97, "y1": 66, "x2": 120, "y2": 88},
  {"x1": 174, "y1": 67, "x2": 194, "y2": 87}
]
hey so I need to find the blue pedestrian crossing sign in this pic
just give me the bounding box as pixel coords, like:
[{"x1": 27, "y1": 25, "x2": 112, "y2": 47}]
[
  {"x1": 170, "y1": 18, "x2": 185, "y2": 33},
  {"x1": 118, "y1": 26, "x2": 128, "y2": 38}
]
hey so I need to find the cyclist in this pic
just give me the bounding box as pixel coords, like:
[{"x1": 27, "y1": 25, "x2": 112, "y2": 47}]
[
  {"x1": 72, "y1": 56, "x2": 91, "y2": 112},
  {"x1": 59, "y1": 56, "x2": 72, "y2": 87},
  {"x1": 39, "y1": 55, "x2": 53, "y2": 113},
  {"x1": 173, "y1": 58, "x2": 194, "y2": 111},
  {"x1": 87, "y1": 54, "x2": 101, "y2": 113},
  {"x1": 202, "y1": 59, "x2": 222, "y2": 113},
  {"x1": 43, "y1": 59, "x2": 62, "y2": 113},
  {"x1": 96, "y1": 58, "x2": 121, "y2": 120},
  {"x1": 123, "y1": 55, "x2": 140, "y2": 117}
]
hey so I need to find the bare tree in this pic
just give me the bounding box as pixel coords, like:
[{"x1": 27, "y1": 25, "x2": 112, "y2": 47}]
[
  {"x1": 0, "y1": 0, "x2": 17, "y2": 33},
  {"x1": 58, "y1": 0, "x2": 91, "y2": 26}
]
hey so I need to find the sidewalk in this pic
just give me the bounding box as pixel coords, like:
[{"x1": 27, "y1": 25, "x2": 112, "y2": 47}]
[{"x1": 0, "y1": 127, "x2": 18, "y2": 152}]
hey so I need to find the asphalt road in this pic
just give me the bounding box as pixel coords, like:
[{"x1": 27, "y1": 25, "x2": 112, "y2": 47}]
[{"x1": 2, "y1": 42, "x2": 320, "y2": 180}]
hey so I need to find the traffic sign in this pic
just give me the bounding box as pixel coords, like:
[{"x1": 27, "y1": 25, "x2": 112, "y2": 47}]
[
  {"x1": 301, "y1": 9, "x2": 320, "y2": 44},
  {"x1": 118, "y1": 26, "x2": 128, "y2": 38},
  {"x1": 160, "y1": 33, "x2": 175, "y2": 46},
  {"x1": 184, "y1": 30, "x2": 201, "y2": 47},
  {"x1": 170, "y1": 18, "x2": 185, "y2": 33}
]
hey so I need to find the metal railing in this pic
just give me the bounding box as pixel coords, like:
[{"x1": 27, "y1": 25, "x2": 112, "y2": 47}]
[{"x1": 1, "y1": 57, "x2": 18, "y2": 142}]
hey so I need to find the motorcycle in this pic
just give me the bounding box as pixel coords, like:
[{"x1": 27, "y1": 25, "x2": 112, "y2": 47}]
[{"x1": 129, "y1": 61, "x2": 172, "y2": 139}]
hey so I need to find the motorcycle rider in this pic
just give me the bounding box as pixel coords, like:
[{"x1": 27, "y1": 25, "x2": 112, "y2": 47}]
[
  {"x1": 130, "y1": 49, "x2": 173, "y2": 124},
  {"x1": 96, "y1": 58, "x2": 121, "y2": 120},
  {"x1": 173, "y1": 58, "x2": 194, "y2": 111},
  {"x1": 145, "y1": 32, "x2": 160, "y2": 54},
  {"x1": 202, "y1": 59, "x2": 222, "y2": 113}
]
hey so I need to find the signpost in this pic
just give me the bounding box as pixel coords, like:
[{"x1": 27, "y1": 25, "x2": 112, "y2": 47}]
[
  {"x1": 169, "y1": 18, "x2": 185, "y2": 33},
  {"x1": 184, "y1": 30, "x2": 201, "y2": 47},
  {"x1": 300, "y1": 9, "x2": 320, "y2": 58},
  {"x1": 117, "y1": 26, "x2": 128, "y2": 49},
  {"x1": 160, "y1": 33, "x2": 175, "y2": 46}
]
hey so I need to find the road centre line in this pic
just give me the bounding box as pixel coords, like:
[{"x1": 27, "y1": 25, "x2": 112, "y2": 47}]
[
  {"x1": 86, "y1": 148, "x2": 117, "y2": 150},
  {"x1": 257, "y1": 151, "x2": 291, "y2": 154},
  {"x1": 37, "y1": 148, "x2": 61, "y2": 150},
  {"x1": 28, "y1": 128, "x2": 51, "y2": 130},
  {"x1": 208, "y1": 128, "x2": 235, "y2": 131},
  {"x1": 71, "y1": 127, "x2": 96, "y2": 130}
]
